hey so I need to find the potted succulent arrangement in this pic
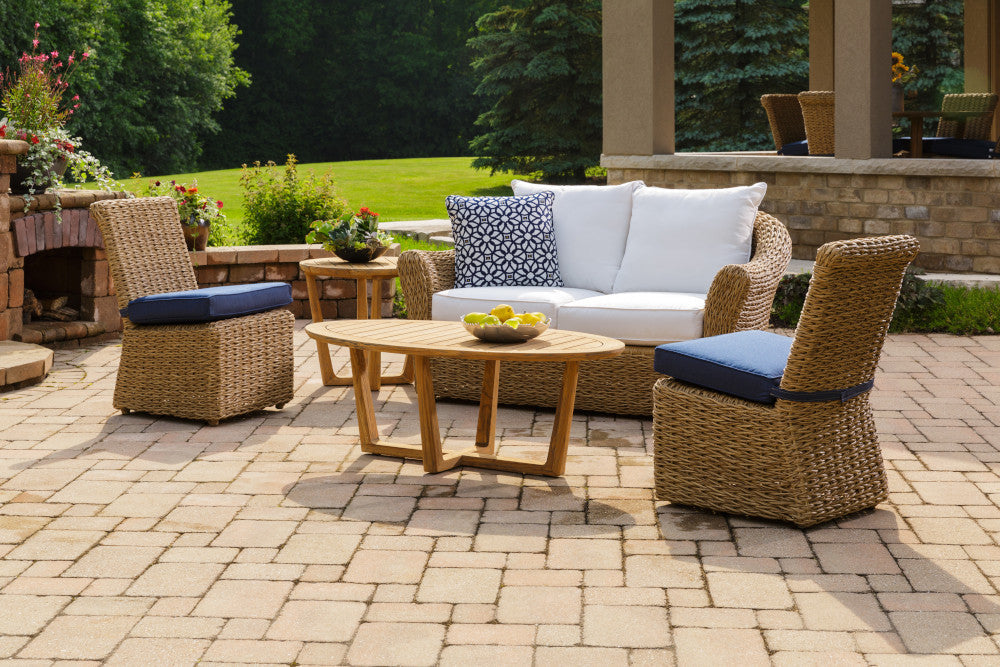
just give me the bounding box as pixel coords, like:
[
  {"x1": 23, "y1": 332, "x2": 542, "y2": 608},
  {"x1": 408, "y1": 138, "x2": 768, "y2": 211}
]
[
  {"x1": 306, "y1": 206, "x2": 393, "y2": 263},
  {"x1": 146, "y1": 179, "x2": 225, "y2": 250},
  {"x1": 0, "y1": 22, "x2": 113, "y2": 204}
]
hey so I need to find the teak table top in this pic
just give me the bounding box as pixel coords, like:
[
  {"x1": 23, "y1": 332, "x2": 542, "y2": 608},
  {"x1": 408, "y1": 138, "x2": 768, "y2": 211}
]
[
  {"x1": 305, "y1": 319, "x2": 625, "y2": 362},
  {"x1": 299, "y1": 255, "x2": 400, "y2": 279}
]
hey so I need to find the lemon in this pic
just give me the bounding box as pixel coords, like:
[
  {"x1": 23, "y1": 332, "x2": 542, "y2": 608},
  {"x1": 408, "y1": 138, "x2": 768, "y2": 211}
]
[
  {"x1": 530, "y1": 312, "x2": 546, "y2": 323},
  {"x1": 489, "y1": 304, "x2": 516, "y2": 322},
  {"x1": 519, "y1": 313, "x2": 541, "y2": 326},
  {"x1": 504, "y1": 317, "x2": 522, "y2": 328},
  {"x1": 463, "y1": 312, "x2": 488, "y2": 324},
  {"x1": 481, "y1": 315, "x2": 501, "y2": 325}
]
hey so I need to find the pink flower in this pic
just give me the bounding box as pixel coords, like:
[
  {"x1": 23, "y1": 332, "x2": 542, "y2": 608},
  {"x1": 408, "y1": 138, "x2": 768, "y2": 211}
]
[
  {"x1": 72, "y1": 95, "x2": 79, "y2": 101},
  {"x1": 50, "y1": 50, "x2": 58, "y2": 58},
  {"x1": 34, "y1": 22, "x2": 39, "y2": 29},
  {"x1": 81, "y1": 52, "x2": 89, "y2": 61},
  {"x1": 32, "y1": 39, "x2": 38, "y2": 48}
]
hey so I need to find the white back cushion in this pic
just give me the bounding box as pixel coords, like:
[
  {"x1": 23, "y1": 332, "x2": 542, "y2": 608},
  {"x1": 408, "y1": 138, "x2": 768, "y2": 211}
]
[
  {"x1": 612, "y1": 183, "x2": 766, "y2": 294},
  {"x1": 511, "y1": 179, "x2": 644, "y2": 293}
]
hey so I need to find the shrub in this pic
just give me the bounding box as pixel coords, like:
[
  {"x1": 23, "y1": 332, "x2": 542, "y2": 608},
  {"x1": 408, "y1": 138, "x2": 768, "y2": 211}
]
[
  {"x1": 241, "y1": 155, "x2": 346, "y2": 245},
  {"x1": 770, "y1": 268, "x2": 954, "y2": 333}
]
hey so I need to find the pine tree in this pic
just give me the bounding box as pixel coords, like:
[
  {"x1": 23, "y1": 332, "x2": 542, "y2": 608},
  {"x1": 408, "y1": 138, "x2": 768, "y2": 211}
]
[
  {"x1": 892, "y1": 0, "x2": 964, "y2": 111},
  {"x1": 674, "y1": 0, "x2": 808, "y2": 152},
  {"x1": 468, "y1": 0, "x2": 601, "y2": 181}
]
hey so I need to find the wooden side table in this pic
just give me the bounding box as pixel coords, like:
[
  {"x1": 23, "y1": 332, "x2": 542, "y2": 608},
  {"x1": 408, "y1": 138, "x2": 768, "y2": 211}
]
[{"x1": 300, "y1": 256, "x2": 413, "y2": 389}]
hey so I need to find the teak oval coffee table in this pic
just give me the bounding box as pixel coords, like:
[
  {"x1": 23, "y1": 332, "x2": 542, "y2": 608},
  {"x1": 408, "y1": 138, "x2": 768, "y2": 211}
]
[
  {"x1": 305, "y1": 319, "x2": 625, "y2": 477},
  {"x1": 300, "y1": 256, "x2": 413, "y2": 390}
]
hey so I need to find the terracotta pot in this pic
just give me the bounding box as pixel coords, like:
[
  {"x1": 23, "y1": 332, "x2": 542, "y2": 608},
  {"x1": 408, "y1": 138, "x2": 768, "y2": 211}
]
[
  {"x1": 183, "y1": 223, "x2": 210, "y2": 251},
  {"x1": 333, "y1": 244, "x2": 388, "y2": 263},
  {"x1": 11, "y1": 155, "x2": 69, "y2": 194}
]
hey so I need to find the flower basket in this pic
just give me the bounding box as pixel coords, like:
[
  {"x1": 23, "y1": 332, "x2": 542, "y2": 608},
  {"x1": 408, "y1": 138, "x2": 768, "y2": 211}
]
[
  {"x1": 307, "y1": 207, "x2": 393, "y2": 265},
  {"x1": 10, "y1": 154, "x2": 67, "y2": 194}
]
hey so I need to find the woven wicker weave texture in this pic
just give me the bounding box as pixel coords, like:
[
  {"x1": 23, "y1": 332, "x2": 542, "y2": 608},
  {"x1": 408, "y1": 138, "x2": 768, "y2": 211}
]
[
  {"x1": 90, "y1": 197, "x2": 294, "y2": 425},
  {"x1": 798, "y1": 90, "x2": 835, "y2": 155},
  {"x1": 761, "y1": 94, "x2": 806, "y2": 150},
  {"x1": 653, "y1": 234, "x2": 919, "y2": 527},
  {"x1": 938, "y1": 93, "x2": 998, "y2": 140},
  {"x1": 399, "y1": 211, "x2": 791, "y2": 416}
]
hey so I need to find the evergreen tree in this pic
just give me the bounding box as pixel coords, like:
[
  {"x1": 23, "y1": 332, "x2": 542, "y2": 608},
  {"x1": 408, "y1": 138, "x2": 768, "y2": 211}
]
[
  {"x1": 468, "y1": 0, "x2": 601, "y2": 181},
  {"x1": 892, "y1": 0, "x2": 964, "y2": 112},
  {"x1": 674, "y1": 0, "x2": 808, "y2": 152}
]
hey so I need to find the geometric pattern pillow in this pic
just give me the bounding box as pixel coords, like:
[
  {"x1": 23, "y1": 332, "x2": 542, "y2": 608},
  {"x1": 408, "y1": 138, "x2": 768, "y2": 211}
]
[{"x1": 446, "y1": 192, "x2": 563, "y2": 288}]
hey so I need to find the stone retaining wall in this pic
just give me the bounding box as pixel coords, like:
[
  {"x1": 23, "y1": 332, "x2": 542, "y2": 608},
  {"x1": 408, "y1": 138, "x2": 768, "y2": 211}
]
[
  {"x1": 604, "y1": 153, "x2": 1000, "y2": 273},
  {"x1": 190, "y1": 244, "x2": 400, "y2": 319}
]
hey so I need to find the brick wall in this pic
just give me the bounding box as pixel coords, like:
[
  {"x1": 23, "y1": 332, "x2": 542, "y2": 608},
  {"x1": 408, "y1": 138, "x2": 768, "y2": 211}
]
[{"x1": 604, "y1": 154, "x2": 1000, "y2": 273}]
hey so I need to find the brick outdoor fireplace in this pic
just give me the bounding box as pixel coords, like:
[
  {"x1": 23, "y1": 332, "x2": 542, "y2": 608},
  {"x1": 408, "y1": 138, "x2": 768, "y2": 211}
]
[{"x1": 0, "y1": 139, "x2": 126, "y2": 347}]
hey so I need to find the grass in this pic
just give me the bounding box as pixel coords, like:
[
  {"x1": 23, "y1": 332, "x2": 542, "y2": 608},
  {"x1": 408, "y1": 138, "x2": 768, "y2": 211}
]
[
  {"x1": 912, "y1": 283, "x2": 1000, "y2": 334},
  {"x1": 111, "y1": 157, "x2": 521, "y2": 225}
]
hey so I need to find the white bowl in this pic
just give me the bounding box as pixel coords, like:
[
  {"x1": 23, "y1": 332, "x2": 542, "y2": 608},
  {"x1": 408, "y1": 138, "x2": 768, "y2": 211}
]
[{"x1": 462, "y1": 318, "x2": 550, "y2": 343}]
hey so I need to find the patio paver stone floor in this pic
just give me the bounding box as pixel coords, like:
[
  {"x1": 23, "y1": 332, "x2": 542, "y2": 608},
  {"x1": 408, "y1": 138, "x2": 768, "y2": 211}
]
[{"x1": 0, "y1": 321, "x2": 997, "y2": 664}]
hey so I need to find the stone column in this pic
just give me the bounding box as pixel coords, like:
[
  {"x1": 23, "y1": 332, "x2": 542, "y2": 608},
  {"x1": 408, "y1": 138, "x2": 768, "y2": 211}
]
[
  {"x1": 602, "y1": 0, "x2": 675, "y2": 156},
  {"x1": 834, "y1": 0, "x2": 892, "y2": 159},
  {"x1": 809, "y1": 0, "x2": 835, "y2": 91},
  {"x1": 0, "y1": 140, "x2": 28, "y2": 340},
  {"x1": 964, "y1": 0, "x2": 1000, "y2": 139}
]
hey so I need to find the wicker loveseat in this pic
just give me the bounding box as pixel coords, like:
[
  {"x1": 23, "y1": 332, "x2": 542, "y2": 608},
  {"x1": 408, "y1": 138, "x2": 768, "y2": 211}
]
[{"x1": 399, "y1": 183, "x2": 792, "y2": 416}]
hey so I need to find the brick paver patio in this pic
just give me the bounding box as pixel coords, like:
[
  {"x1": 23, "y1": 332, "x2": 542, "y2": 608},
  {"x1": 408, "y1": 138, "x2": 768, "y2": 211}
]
[{"x1": 0, "y1": 322, "x2": 997, "y2": 664}]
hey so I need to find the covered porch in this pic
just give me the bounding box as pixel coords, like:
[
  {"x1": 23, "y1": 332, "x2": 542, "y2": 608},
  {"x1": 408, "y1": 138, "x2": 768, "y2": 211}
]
[{"x1": 602, "y1": 0, "x2": 1000, "y2": 273}]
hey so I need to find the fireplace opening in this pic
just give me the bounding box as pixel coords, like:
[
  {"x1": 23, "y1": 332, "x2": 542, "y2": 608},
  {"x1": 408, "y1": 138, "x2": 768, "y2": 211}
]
[{"x1": 14, "y1": 247, "x2": 113, "y2": 346}]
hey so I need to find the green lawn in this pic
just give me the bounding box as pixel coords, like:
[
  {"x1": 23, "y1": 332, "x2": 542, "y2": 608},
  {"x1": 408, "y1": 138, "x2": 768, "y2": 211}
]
[{"x1": 113, "y1": 157, "x2": 521, "y2": 224}]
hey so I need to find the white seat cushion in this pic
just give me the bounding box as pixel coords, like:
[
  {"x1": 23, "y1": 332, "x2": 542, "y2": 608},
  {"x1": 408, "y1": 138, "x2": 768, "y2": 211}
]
[
  {"x1": 511, "y1": 179, "x2": 644, "y2": 293},
  {"x1": 556, "y1": 292, "x2": 706, "y2": 346},
  {"x1": 432, "y1": 286, "x2": 602, "y2": 327},
  {"x1": 612, "y1": 183, "x2": 766, "y2": 294}
]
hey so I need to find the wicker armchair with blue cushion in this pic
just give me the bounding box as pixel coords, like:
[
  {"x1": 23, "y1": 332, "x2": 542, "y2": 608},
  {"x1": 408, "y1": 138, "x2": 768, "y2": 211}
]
[
  {"x1": 652, "y1": 235, "x2": 919, "y2": 527},
  {"x1": 91, "y1": 196, "x2": 295, "y2": 425}
]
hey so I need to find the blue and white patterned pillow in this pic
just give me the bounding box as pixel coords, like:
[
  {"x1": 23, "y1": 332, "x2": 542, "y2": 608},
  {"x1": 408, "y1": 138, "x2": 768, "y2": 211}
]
[{"x1": 447, "y1": 192, "x2": 563, "y2": 288}]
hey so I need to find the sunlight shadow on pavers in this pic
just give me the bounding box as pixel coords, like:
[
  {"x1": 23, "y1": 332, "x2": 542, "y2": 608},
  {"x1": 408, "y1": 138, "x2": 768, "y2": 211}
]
[{"x1": 656, "y1": 504, "x2": 1000, "y2": 655}]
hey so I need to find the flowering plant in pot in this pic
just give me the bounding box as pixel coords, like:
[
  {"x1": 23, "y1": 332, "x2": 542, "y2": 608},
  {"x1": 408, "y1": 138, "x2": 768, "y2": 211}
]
[
  {"x1": 0, "y1": 22, "x2": 113, "y2": 202},
  {"x1": 145, "y1": 179, "x2": 225, "y2": 250},
  {"x1": 306, "y1": 207, "x2": 393, "y2": 263}
]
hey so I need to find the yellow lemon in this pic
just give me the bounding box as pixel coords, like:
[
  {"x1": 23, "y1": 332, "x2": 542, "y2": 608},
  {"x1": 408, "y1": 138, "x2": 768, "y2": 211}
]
[
  {"x1": 490, "y1": 304, "x2": 516, "y2": 322},
  {"x1": 519, "y1": 313, "x2": 541, "y2": 326},
  {"x1": 504, "y1": 317, "x2": 522, "y2": 328},
  {"x1": 530, "y1": 312, "x2": 546, "y2": 323},
  {"x1": 462, "y1": 312, "x2": 488, "y2": 324}
]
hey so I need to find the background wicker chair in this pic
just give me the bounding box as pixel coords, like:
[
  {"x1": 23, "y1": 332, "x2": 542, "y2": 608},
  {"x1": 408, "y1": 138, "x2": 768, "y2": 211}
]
[
  {"x1": 652, "y1": 235, "x2": 919, "y2": 527},
  {"x1": 797, "y1": 90, "x2": 835, "y2": 155},
  {"x1": 761, "y1": 94, "x2": 807, "y2": 151},
  {"x1": 399, "y1": 211, "x2": 791, "y2": 416},
  {"x1": 936, "y1": 92, "x2": 998, "y2": 140},
  {"x1": 91, "y1": 197, "x2": 294, "y2": 425}
]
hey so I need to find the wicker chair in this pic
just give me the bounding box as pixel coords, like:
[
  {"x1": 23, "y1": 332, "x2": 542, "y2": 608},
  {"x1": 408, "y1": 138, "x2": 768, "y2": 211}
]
[
  {"x1": 937, "y1": 92, "x2": 998, "y2": 140},
  {"x1": 90, "y1": 197, "x2": 294, "y2": 425},
  {"x1": 398, "y1": 211, "x2": 792, "y2": 417},
  {"x1": 797, "y1": 91, "x2": 835, "y2": 155},
  {"x1": 761, "y1": 94, "x2": 806, "y2": 151},
  {"x1": 652, "y1": 235, "x2": 919, "y2": 527}
]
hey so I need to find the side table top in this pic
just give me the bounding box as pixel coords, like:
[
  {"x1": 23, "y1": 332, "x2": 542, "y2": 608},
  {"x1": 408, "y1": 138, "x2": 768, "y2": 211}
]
[
  {"x1": 300, "y1": 255, "x2": 399, "y2": 278},
  {"x1": 306, "y1": 319, "x2": 625, "y2": 362}
]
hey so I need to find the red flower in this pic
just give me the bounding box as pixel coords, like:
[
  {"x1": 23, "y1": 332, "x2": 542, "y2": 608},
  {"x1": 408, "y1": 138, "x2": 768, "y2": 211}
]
[
  {"x1": 30, "y1": 135, "x2": 39, "y2": 144},
  {"x1": 175, "y1": 185, "x2": 186, "y2": 193},
  {"x1": 217, "y1": 201, "x2": 224, "y2": 209},
  {"x1": 0, "y1": 125, "x2": 5, "y2": 138},
  {"x1": 188, "y1": 187, "x2": 198, "y2": 194}
]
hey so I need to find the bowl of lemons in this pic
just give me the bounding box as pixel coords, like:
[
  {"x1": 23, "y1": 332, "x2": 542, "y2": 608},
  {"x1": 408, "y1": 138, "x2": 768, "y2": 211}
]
[{"x1": 462, "y1": 304, "x2": 550, "y2": 343}]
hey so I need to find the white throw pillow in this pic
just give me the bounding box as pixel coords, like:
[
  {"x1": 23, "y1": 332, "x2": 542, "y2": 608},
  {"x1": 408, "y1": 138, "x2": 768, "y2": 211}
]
[
  {"x1": 511, "y1": 179, "x2": 644, "y2": 293},
  {"x1": 612, "y1": 183, "x2": 766, "y2": 294}
]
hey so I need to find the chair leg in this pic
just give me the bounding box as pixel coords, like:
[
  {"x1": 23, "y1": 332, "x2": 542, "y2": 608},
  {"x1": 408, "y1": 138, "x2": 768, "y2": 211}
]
[
  {"x1": 120, "y1": 408, "x2": 130, "y2": 415},
  {"x1": 206, "y1": 419, "x2": 219, "y2": 426},
  {"x1": 275, "y1": 403, "x2": 286, "y2": 409}
]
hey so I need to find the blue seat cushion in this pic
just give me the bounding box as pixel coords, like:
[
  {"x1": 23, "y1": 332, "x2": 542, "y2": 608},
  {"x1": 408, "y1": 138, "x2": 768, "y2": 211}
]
[
  {"x1": 892, "y1": 137, "x2": 995, "y2": 159},
  {"x1": 124, "y1": 283, "x2": 293, "y2": 325},
  {"x1": 778, "y1": 140, "x2": 809, "y2": 156},
  {"x1": 654, "y1": 330, "x2": 794, "y2": 404}
]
